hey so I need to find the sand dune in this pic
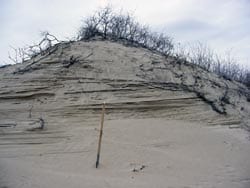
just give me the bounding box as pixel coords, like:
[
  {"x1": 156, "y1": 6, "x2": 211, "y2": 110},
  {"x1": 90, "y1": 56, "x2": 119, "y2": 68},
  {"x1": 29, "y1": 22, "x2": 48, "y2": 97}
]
[{"x1": 0, "y1": 40, "x2": 250, "y2": 187}]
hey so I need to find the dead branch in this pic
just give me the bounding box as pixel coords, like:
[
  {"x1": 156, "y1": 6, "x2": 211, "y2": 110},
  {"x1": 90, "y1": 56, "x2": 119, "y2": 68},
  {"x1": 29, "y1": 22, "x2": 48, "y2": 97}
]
[{"x1": 8, "y1": 32, "x2": 61, "y2": 64}]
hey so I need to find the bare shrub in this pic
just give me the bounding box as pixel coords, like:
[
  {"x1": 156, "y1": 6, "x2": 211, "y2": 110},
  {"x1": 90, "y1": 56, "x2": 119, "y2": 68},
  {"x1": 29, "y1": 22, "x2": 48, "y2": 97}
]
[
  {"x1": 77, "y1": 6, "x2": 173, "y2": 57},
  {"x1": 8, "y1": 31, "x2": 60, "y2": 64},
  {"x1": 175, "y1": 42, "x2": 249, "y2": 86},
  {"x1": 245, "y1": 73, "x2": 250, "y2": 88},
  {"x1": 211, "y1": 51, "x2": 249, "y2": 83},
  {"x1": 175, "y1": 42, "x2": 214, "y2": 71}
]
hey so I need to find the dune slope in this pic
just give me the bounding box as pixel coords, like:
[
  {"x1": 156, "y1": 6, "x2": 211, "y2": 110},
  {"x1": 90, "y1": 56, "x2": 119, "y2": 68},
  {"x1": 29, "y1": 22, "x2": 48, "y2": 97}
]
[{"x1": 0, "y1": 40, "x2": 249, "y2": 188}]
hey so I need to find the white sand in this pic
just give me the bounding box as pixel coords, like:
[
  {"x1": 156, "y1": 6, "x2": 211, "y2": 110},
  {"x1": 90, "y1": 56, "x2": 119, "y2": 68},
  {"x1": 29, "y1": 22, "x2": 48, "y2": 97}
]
[
  {"x1": 1, "y1": 118, "x2": 249, "y2": 188},
  {"x1": 0, "y1": 40, "x2": 250, "y2": 188}
]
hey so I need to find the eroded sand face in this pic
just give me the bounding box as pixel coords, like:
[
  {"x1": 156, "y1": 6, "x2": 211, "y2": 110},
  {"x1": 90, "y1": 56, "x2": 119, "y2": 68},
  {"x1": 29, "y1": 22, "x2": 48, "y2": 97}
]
[
  {"x1": 1, "y1": 119, "x2": 249, "y2": 188},
  {"x1": 0, "y1": 40, "x2": 249, "y2": 188}
]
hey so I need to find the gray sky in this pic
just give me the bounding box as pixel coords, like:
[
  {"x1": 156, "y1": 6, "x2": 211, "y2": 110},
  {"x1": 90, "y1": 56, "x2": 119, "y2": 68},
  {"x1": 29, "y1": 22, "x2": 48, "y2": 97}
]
[{"x1": 1, "y1": 0, "x2": 250, "y2": 68}]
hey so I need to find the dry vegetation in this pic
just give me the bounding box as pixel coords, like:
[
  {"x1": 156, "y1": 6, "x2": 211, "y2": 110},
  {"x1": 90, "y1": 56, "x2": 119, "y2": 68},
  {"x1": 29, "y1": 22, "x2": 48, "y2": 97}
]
[
  {"x1": 7, "y1": 31, "x2": 60, "y2": 64},
  {"x1": 174, "y1": 42, "x2": 250, "y2": 86},
  {"x1": 6, "y1": 6, "x2": 250, "y2": 87},
  {"x1": 77, "y1": 6, "x2": 174, "y2": 57}
]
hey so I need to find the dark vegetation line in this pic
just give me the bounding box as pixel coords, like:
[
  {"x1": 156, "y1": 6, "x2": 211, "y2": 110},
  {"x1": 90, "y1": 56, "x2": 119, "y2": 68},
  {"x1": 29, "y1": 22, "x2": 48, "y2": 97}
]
[{"x1": 5, "y1": 6, "x2": 250, "y2": 87}]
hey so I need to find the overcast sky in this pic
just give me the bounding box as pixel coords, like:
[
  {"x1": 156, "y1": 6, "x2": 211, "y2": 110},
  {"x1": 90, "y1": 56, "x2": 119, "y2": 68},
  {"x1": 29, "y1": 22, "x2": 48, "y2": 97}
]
[{"x1": 1, "y1": 0, "x2": 249, "y2": 68}]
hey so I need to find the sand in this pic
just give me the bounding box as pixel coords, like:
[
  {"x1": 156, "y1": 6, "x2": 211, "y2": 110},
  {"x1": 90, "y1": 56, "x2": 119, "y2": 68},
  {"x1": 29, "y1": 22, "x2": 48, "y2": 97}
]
[
  {"x1": 1, "y1": 118, "x2": 249, "y2": 188},
  {"x1": 0, "y1": 40, "x2": 250, "y2": 188}
]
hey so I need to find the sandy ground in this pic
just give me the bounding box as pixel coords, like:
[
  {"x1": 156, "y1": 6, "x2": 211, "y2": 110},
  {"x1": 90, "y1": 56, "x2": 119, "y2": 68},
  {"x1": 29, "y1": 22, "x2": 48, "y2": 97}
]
[
  {"x1": 0, "y1": 118, "x2": 249, "y2": 188},
  {"x1": 0, "y1": 40, "x2": 249, "y2": 188}
]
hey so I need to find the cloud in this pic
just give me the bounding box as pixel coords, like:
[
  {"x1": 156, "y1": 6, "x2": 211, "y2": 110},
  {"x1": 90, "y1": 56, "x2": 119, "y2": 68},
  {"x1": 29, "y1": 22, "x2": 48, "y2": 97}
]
[{"x1": 0, "y1": 0, "x2": 249, "y2": 68}]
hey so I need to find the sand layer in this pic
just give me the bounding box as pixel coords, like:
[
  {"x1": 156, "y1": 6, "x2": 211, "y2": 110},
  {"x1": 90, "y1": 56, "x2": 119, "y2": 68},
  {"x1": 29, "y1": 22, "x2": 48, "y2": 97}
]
[
  {"x1": 1, "y1": 118, "x2": 250, "y2": 188},
  {"x1": 0, "y1": 40, "x2": 250, "y2": 188}
]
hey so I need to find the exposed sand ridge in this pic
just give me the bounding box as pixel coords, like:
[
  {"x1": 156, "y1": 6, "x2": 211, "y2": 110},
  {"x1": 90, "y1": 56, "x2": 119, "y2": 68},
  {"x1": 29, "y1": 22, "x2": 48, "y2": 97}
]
[{"x1": 0, "y1": 40, "x2": 249, "y2": 188}]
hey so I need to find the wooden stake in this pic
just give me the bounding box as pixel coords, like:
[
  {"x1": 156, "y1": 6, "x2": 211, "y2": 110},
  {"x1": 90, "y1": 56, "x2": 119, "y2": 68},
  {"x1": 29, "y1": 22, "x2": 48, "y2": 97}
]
[{"x1": 96, "y1": 102, "x2": 106, "y2": 168}]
